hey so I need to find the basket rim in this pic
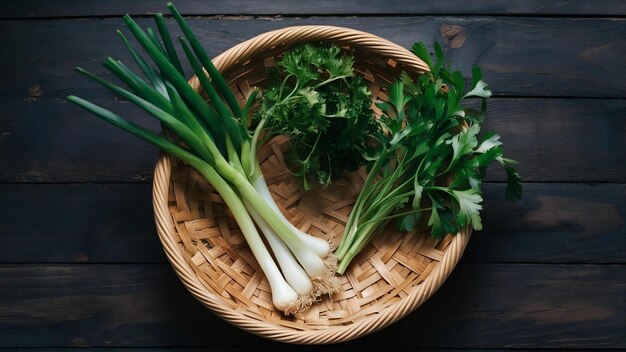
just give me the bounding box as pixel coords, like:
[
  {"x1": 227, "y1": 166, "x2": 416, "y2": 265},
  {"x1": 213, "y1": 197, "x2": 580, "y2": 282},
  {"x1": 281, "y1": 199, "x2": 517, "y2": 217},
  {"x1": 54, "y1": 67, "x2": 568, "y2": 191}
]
[{"x1": 152, "y1": 25, "x2": 471, "y2": 344}]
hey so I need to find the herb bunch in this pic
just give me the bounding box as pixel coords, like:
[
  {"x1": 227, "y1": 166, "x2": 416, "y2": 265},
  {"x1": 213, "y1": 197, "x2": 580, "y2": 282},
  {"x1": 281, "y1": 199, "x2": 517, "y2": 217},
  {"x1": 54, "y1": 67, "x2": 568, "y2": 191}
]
[
  {"x1": 255, "y1": 44, "x2": 378, "y2": 190},
  {"x1": 335, "y1": 42, "x2": 522, "y2": 273}
]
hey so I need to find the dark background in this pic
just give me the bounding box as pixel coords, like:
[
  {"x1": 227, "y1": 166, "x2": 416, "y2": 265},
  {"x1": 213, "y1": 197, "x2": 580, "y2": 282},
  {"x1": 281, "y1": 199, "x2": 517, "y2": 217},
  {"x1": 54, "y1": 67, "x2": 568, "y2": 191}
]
[{"x1": 1, "y1": 1, "x2": 625, "y2": 350}]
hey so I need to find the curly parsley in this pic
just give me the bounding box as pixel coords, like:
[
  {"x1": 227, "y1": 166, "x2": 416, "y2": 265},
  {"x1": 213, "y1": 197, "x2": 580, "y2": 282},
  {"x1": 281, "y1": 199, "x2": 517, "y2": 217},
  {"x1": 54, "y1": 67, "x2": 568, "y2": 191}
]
[{"x1": 254, "y1": 44, "x2": 379, "y2": 190}]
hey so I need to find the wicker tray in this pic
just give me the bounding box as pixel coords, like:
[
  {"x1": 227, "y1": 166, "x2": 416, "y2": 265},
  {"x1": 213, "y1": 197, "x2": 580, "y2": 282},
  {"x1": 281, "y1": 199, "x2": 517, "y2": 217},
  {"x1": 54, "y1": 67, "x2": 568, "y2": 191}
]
[{"x1": 152, "y1": 25, "x2": 471, "y2": 344}]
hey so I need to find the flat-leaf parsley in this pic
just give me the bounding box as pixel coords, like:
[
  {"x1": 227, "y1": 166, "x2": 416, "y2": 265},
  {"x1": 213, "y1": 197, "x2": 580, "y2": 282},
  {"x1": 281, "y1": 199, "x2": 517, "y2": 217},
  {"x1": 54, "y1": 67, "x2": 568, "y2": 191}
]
[{"x1": 335, "y1": 42, "x2": 522, "y2": 273}]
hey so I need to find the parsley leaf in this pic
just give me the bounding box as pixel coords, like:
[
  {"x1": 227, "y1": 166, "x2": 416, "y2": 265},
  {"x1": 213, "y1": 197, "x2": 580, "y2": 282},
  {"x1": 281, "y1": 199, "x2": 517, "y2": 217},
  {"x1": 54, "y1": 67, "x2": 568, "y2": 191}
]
[
  {"x1": 428, "y1": 201, "x2": 458, "y2": 238},
  {"x1": 452, "y1": 189, "x2": 483, "y2": 230},
  {"x1": 450, "y1": 123, "x2": 480, "y2": 163}
]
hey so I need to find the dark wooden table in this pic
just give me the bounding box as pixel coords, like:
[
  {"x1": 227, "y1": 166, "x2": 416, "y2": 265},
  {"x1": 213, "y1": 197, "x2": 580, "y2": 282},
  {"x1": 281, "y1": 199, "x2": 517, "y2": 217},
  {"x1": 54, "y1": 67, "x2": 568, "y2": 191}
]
[{"x1": 1, "y1": 1, "x2": 625, "y2": 350}]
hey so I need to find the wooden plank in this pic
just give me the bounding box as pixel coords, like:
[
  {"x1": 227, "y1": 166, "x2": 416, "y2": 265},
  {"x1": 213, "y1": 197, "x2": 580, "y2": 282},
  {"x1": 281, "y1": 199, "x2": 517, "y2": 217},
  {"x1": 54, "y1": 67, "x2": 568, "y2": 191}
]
[
  {"x1": 0, "y1": 184, "x2": 163, "y2": 263},
  {"x1": 473, "y1": 98, "x2": 626, "y2": 183},
  {"x1": 1, "y1": 97, "x2": 623, "y2": 183},
  {"x1": 0, "y1": 98, "x2": 159, "y2": 183},
  {"x1": 2, "y1": 0, "x2": 625, "y2": 18},
  {"x1": 465, "y1": 183, "x2": 626, "y2": 263},
  {"x1": 0, "y1": 264, "x2": 257, "y2": 347},
  {"x1": 0, "y1": 349, "x2": 581, "y2": 352},
  {"x1": 0, "y1": 183, "x2": 623, "y2": 264},
  {"x1": 0, "y1": 263, "x2": 623, "y2": 348},
  {"x1": 0, "y1": 17, "x2": 624, "y2": 99},
  {"x1": 380, "y1": 264, "x2": 626, "y2": 349},
  {"x1": 0, "y1": 349, "x2": 541, "y2": 352}
]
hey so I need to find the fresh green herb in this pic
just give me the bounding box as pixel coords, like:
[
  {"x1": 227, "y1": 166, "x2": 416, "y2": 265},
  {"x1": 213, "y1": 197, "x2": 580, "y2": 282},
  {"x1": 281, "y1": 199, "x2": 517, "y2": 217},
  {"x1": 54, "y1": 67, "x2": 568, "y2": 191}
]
[
  {"x1": 255, "y1": 44, "x2": 379, "y2": 190},
  {"x1": 67, "y1": 3, "x2": 340, "y2": 315},
  {"x1": 335, "y1": 42, "x2": 522, "y2": 274}
]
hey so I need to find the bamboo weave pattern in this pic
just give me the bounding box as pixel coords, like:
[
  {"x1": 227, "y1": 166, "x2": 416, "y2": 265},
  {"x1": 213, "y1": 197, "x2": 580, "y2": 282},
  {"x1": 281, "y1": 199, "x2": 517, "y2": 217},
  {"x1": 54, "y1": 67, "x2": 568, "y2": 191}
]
[{"x1": 153, "y1": 25, "x2": 471, "y2": 344}]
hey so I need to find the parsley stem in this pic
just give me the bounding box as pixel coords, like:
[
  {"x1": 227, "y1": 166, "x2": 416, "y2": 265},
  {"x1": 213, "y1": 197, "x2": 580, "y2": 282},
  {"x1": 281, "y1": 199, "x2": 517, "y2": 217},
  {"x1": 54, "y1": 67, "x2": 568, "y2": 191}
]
[
  {"x1": 311, "y1": 74, "x2": 350, "y2": 90},
  {"x1": 337, "y1": 152, "x2": 386, "y2": 256},
  {"x1": 302, "y1": 131, "x2": 322, "y2": 164}
]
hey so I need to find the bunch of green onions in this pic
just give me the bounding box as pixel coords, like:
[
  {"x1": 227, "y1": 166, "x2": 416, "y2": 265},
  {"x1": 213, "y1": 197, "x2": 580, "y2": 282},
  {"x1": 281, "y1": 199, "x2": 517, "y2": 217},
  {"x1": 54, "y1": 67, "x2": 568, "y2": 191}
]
[{"x1": 67, "y1": 3, "x2": 339, "y2": 314}]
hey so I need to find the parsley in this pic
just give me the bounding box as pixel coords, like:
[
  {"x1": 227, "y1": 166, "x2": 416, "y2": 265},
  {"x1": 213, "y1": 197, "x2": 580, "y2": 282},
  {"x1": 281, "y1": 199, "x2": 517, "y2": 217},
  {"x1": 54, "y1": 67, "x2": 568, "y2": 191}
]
[
  {"x1": 254, "y1": 44, "x2": 378, "y2": 190},
  {"x1": 335, "y1": 42, "x2": 522, "y2": 274}
]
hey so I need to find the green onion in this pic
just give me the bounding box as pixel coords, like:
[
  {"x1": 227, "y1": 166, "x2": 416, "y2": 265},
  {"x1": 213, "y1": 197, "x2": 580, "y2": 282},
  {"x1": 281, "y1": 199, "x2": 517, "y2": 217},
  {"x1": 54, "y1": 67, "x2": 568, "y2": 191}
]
[
  {"x1": 167, "y1": 2, "x2": 242, "y2": 117},
  {"x1": 154, "y1": 13, "x2": 185, "y2": 76},
  {"x1": 68, "y1": 4, "x2": 340, "y2": 314}
]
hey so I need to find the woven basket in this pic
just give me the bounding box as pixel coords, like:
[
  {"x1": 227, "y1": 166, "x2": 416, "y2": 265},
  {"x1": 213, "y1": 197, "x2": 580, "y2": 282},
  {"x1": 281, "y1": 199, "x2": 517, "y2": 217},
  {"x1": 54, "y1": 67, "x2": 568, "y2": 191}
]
[{"x1": 152, "y1": 25, "x2": 471, "y2": 344}]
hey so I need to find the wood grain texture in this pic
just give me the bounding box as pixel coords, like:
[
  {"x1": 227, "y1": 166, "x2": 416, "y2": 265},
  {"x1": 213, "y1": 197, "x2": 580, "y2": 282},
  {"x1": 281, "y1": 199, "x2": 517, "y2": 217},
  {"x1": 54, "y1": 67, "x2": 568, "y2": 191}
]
[
  {"x1": 0, "y1": 264, "x2": 623, "y2": 348},
  {"x1": 466, "y1": 183, "x2": 626, "y2": 263},
  {"x1": 2, "y1": 0, "x2": 625, "y2": 18},
  {"x1": 0, "y1": 98, "x2": 159, "y2": 183},
  {"x1": 1, "y1": 350, "x2": 571, "y2": 352},
  {"x1": 1, "y1": 17, "x2": 625, "y2": 99},
  {"x1": 0, "y1": 349, "x2": 600, "y2": 352},
  {"x1": 1, "y1": 2, "x2": 624, "y2": 348},
  {"x1": 1, "y1": 97, "x2": 623, "y2": 183},
  {"x1": 0, "y1": 183, "x2": 623, "y2": 264},
  {"x1": 0, "y1": 350, "x2": 520, "y2": 352},
  {"x1": 0, "y1": 184, "x2": 161, "y2": 263}
]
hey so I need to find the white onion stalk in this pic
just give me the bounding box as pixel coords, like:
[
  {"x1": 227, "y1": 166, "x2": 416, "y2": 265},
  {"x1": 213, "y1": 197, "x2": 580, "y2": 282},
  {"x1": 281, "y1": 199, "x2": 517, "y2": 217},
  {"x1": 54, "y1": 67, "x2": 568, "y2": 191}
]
[
  {"x1": 212, "y1": 183, "x2": 299, "y2": 314},
  {"x1": 244, "y1": 201, "x2": 314, "y2": 297},
  {"x1": 249, "y1": 170, "x2": 340, "y2": 295},
  {"x1": 241, "y1": 93, "x2": 339, "y2": 297},
  {"x1": 251, "y1": 175, "x2": 331, "y2": 257}
]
